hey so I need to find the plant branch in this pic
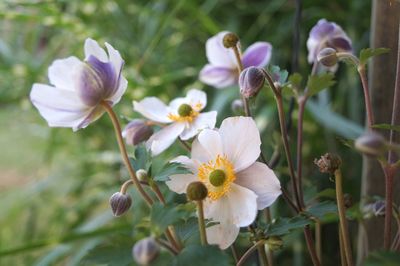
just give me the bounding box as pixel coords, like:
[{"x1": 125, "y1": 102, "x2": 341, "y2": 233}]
[{"x1": 236, "y1": 240, "x2": 266, "y2": 266}]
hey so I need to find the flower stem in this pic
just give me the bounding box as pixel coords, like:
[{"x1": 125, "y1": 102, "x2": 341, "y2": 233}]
[
  {"x1": 236, "y1": 240, "x2": 266, "y2": 266},
  {"x1": 303, "y1": 226, "x2": 321, "y2": 266},
  {"x1": 257, "y1": 244, "x2": 269, "y2": 266},
  {"x1": 357, "y1": 66, "x2": 374, "y2": 128},
  {"x1": 196, "y1": 200, "x2": 208, "y2": 246},
  {"x1": 101, "y1": 101, "x2": 154, "y2": 206},
  {"x1": 231, "y1": 45, "x2": 251, "y2": 117},
  {"x1": 315, "y1": 219, "x2": 322, "y2": 263},
  {"x1": 120, "y1": 179, "x2": 133, "y2": 194},
  {"x1": 334, "y1": 169, "x2": 353, "y2": 266},
  {"x1": 383, "y1": 165, "x2": 396, "y2": 249},
  {"x1": 339, "y1": 226, "x2": 348, "y2": 266}
]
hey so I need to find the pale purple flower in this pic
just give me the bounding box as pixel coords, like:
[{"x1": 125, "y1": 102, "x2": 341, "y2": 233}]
[
  {"x1": 30, "y1": 38, "x2": 127, "y2": 131},
  {"x1": 199, "y1": 31, "x2": 272, "y2": 89},
  {"x1": 307, "y1": 19, "x2": 352, "y2": 64}
]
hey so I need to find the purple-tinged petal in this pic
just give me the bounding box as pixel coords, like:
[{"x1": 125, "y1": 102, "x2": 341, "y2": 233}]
[
  {"x1": 309, "y1": 19, "x2": 335, "y2": 40},
  {"x1": 328, "y1": 37, "x2": 352, "y2": 53},
  {"x1": 84, "y1": 38, "x2": 108, "y2": 62},
  {"x1": 242, "y1": 42, "x2": 272, "y2": 68},
  {"x1": 199, "y1": 64, "x2": 237, "y2": 89},
  {"x1": 75, "y1": 105, "x2": 105, "y2": 131},
  {"x1": 205, "y1": 31, "x2": 237, "y2": 68}
]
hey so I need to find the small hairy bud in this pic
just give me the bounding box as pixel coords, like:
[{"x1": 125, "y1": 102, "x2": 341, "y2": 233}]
[
  {"x1": 109, "y1": 192, "x2": 132, "y2": 217},
  {"x1": 355, "y1": 131, "x2": 387, "y2": 157},
  {"x1": 231, "y1": 99, "x2": 244, "y2": 114},
  {"x1": 317, "y1": 47, "x2": 338, "y2": 67},
  {"x1": 132, "y1": 237, "x2": 160, "y2": 265},
  {"x1": 186, "y1": 181, "x2": 208, "y2": 201},
  {"x1": 314, "y1": 153, "x2": 342, "y2": 174},
  {"x1": 267, "y1": 236, "x2": 283, "y2": 251},
  {"x1": 122, "y1": 119, "x2": 153, "y2": 146},
  {"x1": 223, "y1": 32, "x2": 239, "y2": 48},
  {"x1": 136, "y1": 169, "x2": 148, "y2": 182},
  {"x1": 239, "y1": 67, "x2": 265, "y2": 98}
]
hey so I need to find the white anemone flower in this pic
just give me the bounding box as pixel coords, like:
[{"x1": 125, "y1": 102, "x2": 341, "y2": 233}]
[
  {"x1": 166, "y1": 116, "x2": 281, "y2": 249},
  {"x1": 133, "y1": 89, "x2": 217, "y2": 156},
  {"x1": 30, "y1": 38, "x2": 127, "y2": 131}
]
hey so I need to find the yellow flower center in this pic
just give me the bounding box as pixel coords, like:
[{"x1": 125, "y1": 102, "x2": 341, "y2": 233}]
[
  {"x1": 198, "y1": 154, "x2": 236, "y2": 200},
  {"x1": 167, "y1": 103, "x2": 199, "y2": 123}
]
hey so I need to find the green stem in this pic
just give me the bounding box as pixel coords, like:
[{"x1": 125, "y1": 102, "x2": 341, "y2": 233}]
[
  {"x1": 236, "y1": 240, "x2": 266, "y2": 266},
  {"x1": 101, "y1": 101, "x2": 154, "y2": 206},
  {"x1": 196, "y1": 200, "x2": 208, "y2": 246},
  {"x1": 257, "y1": 244, "x2": 269, "y2": 266},
  {"x1": 339, "y1": 226, "x2": 348, "y2": 266},
  {"x1": 383, "y1": 165, "x2": 395, "y2": 249},
  {"x1": 334, "y1": 169, "x2": 354, "y2": 266}
]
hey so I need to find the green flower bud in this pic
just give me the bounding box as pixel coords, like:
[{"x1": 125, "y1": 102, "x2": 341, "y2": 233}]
[
  {"x1": 132, "y1": 237, "x2": 160, "y2": 265},
  {"x1": 239, "y1": 67, "x2": 265, "y2": 98},
  {"x1": 267, "y1": 236, "x2": 283, "y2": 251},
  {"x1": 177, "y1": 103, "x2": 193, "y2": 117},
  {"x1": 317, "y1": 47, "x2": 338, "y2": 67},
  {"x1": 314, "y1": 153, "x2": 342, "y2": 174},
  {"x1": 355, "y1": 131, "x2": 387, "y2": 157},
  {"x1": 136, "y1": 169, "x2": 148, "y2": 182},
  {"x1": 109, "y1": 192, "x2": 132, "y2": 217},
  {"x1": 223, "y1": 32, "x2": 239, "y2": 48},
  {"x1": 186, "y1": 181, "x2": 208, "y2": 201}
]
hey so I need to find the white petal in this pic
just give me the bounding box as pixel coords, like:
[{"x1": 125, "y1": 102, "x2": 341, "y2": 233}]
[
  {"x1": 133, "y1": 97, "x2": 172, "y2": 123},
  {"x1": 166, "y1": 173, "x2": 197, "y2": 194},
  {"x1": 196, "y1": 128, "x2": 223, "y2": 161},
  {"x1": 219, "y1": 117, "x2": 261, "y2": 172},
  {"x1": 146, "y1": 123, "x2": 185, "y2": 156},
  {"x1": 84, "y1": 38, "x2": 108, "y2": 62},
  {"x1": 191, "y1": 138, "x2": 211, "y2": 163},
  {"x1": 235, "y1": 162, "x2": 281, "y2": 210},
  {"x1": 105, "y1": 42, "x2": 124, "y2": 76},
  {"x1": 169, "y1": 97, "x2": 187, "y2": 112},
  {"x1": 206, "y1": 31, "x2": 237, "y2": 68},
  {"x1": 179, "y1": 111, "x2": 217, "y2": 140},
  {"x1": 170, "y1": 155, "x2": 200, "y2": 175},
  {"x1": 206, "y1": 223, "x2": 240, "y2": 249},
  {"x1": 199, "y1": 64, "x2": 237, "y2": 89},
  {"x1": 204, "y1": 183, "x2": 258, "y2": 227},
  {"x1": 186, "y1": 89, "x2": 207, "y2": 111},
  {"x1": 48, "y1": 56, "x2": 83, "y2": 91},
  {"x1": 108, "y1": 76, "x2": 127, "y2": 105},
  {"x1": 30, "y1": 83, "x2": 91, "y2": 129}
]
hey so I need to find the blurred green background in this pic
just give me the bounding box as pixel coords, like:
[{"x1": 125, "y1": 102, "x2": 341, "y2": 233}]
[{"x1": 0, "y1": 0, "x2": 371, "y2": 265}]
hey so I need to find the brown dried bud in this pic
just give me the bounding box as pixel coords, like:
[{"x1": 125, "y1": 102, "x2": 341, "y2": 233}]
[
  {"x1": 186, "y1": 181, "x2": 208, "y2": 201},
  {"x1": 109, "y1": 192, "x2": 132, "y2": 217},
  {"x1": 314, "y1": 153, "x2": 342, "y2": 174},
  {"x1": 222, "y1": 32, "x2": 239, "y2": 48},
  {"x1": 355, "y1": 131, "x2": 387, "y2": 157},
  {"x1": 239, "y1": 67, "x2": 265, "y2": 98},
  {"x1": 122, "y1": 119, "x2": 153, "y2": 146},
  {"x1": 132, "y1": 237, "x2": 160, "y2": 265},
  {"x1": 317, "y1": 47, "x2": 338, "y2": 67}
]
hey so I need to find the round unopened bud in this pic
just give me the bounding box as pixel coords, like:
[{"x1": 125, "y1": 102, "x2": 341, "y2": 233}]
[
  {"x1": 317, "y1": 47, "x2": 338, "y2": 67},
  {"x1": 136, "y1": 169, "x2": 148, "y2": 181},
  {"x1": 314, "y1": 153, "x2": 342, "y2": 174},
  {"x1": 109, "y1": 192, "x2": 132, "y2": 217},
  {"x1": 239, "y1": 67, "x2": 265, "y2": 98},
  {"x1": 186, "y1": 181, "x2": 208, "y2": 201},
  {"x1": 132, "y1": 237, "x2": 160, "y2": 265},
  {"x1": 223, "y1": 32, "x2": 239, "y2": 48},
  {"x1": 177, "y1": 103, "x2": 193, "y2": 117},
  {"x1": 231, "y1": 99, "x2": 244, "y2": 114},
  {"x1": 267, "y1": 236, "x2": 283, "y2": 251},
  {"x1": 122, "y1": 119, "x2": 153, "y2": 146},
  {"x1": 355, "y1": 131, "x2": 387, "y2": 157}
]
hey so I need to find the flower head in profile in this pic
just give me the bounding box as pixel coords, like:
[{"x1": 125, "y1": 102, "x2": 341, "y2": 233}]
[
  {"x1": 199, "y1": 31, "x2": 272, "y2": 89},
  {"x1": 133, "y1": 89, "x2": 217, "y2": 156},
  {"x1": 166, "y1": 116, "x2": 281, "y2": 249},
  {"x1": 30, "y1": 38, "x2": 127, "y2": 131},
  {"x1": 307, "y1": 19, "x2": 352, "y2": 65}
]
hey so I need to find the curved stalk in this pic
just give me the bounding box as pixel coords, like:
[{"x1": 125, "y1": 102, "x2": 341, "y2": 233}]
[
  {"x1": 196, "y1": 200, "x2": 208, "y2": 246},
  {"x1": 237, "y1": 240, "x2": 266, "y2": 266}
]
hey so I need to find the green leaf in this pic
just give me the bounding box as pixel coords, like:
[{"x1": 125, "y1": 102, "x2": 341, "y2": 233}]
[
  {"x1": 269, "y1": 65, "x2": 289, "y2": 84},
  {"x1": 82, "y1": 238, "x2": 133, "y2": 266},
  {"x1": 265, "y1": 216, "x2": 311, "y2": 236},
  {"x1": 174, "y1": 217, "x2": 199, "y2": 244},
  {"x1": 150, "y1": 203, "x2": 188, "y2": 233},
  {"x1": 306, "y1": 201, "x2": 337, "y2": 219},
  {"x1": 364, "y1": 251, "x2": 400, "y2": 266},
  {"x1": 372, "y1": 123, "x2": 400, "y2": 132},
  {"x1": 359, "y1": 48, "x2": 390, "y2": 65},
  {"x1": 289, "y1": 73, "x2": 303, "y2": 88},
  {"x1": 316, "y1": 188, "x2": 336, "y2": 199},
  {"x1": 153, "y1": 162, "x2": 191, "y2": 182},
  {"x1": 306, "y1": 73, "x2": 335, "y2": 97},
  {"x1": 129, "y1": 144, "x2": 151, "y2": 171},
  {"x1": 172, "y1": 244, "x2": 232, "y2": 266}
]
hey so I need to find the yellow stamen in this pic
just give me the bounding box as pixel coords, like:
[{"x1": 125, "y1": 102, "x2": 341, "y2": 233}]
[
  {"x1": 167, "y1": 103, "x2": 199, "y2": 123},
  {"x1": 197, "y1": 155, "x2": 236, "y2": 200}
]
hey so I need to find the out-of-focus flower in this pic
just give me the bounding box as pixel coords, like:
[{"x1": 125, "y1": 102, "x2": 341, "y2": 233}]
[
  {"x1": 133, "y1": 89, "x2": 217, "y2": 156},
  {"x1": 166, "y1": 117, "x2": 281, "y2": 249},
  {"x1": 199, "y1": 31, "x2": 272, "y2": 89},
  {"x1": 355, "y1": 131, "x2": 387, "y2": 157},
  {"x1": 307, "y1": 19, "x2": 352, "y2": 65},
  {"x1": 30, "y1": 38, "x2": 127, "y2": 131},
  {"x1": 239, "y1": 66, "x2": 265, "y2": 98},
  {"x1": 132, "y1": 237, "x2": 160, "y2": 265},
  {"x1": 122, "y1": 119, "x2": 153, "y2": 146}
]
